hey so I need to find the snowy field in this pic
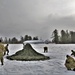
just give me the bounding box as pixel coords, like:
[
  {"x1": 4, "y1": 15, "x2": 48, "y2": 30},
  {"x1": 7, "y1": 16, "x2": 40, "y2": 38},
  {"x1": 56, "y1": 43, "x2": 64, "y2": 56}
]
[{"x1": 0, "y1": 44, "x2": 75, "y2": 75}]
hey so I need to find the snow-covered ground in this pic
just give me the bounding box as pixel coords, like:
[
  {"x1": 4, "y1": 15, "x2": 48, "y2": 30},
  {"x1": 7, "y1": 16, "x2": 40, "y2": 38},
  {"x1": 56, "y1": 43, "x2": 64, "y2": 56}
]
[{"x1": 0, "y1": 44, "x2": 75, "y2": 75}]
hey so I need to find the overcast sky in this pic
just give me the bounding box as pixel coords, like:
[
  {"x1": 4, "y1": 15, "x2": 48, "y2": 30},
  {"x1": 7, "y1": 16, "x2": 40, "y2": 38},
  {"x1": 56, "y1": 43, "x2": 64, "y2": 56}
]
[{"x1": 0, "y1": 0, "x2": 75, "y2": 40}]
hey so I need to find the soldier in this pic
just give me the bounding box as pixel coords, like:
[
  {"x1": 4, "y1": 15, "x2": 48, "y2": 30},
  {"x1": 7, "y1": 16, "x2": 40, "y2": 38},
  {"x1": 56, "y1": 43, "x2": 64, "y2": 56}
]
[
  {"x1": 65, "y1": 55, "x2": 75, "y2": 71},
  {"x1": 44, "y1": 46, "x2": 48, "y2": 53},
  {"x1": 4, "y1": 44, "x2": 9, "y2": 55},
  {"x1": 23, "y1": 43, "x2": 25, "y2": 49},
  {"x1": 0, "y1": 40, "x2": 5, "y2": 65},
  {"x1": 71, "y1": 50, "x2": 75, "y2": 56}
]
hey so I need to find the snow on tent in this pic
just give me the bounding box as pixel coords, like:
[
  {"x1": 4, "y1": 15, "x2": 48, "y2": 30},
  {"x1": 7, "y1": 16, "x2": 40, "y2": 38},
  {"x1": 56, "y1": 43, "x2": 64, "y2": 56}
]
[
  {"x1": 7, "y1": 43, "x2": 50, "y2": 61},
  {"x1": 23, "y1": 40, "x2": 45, "y2": 44}
]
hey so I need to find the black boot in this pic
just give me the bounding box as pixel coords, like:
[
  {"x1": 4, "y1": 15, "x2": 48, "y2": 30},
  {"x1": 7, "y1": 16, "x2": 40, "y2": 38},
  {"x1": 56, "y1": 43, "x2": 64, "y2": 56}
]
[
  {"x1": 1, "y1": 57, "x2": 4, "y2": 66},
  {"x1": 73, "y1": 68, "x2": 75, "y2": 71}
]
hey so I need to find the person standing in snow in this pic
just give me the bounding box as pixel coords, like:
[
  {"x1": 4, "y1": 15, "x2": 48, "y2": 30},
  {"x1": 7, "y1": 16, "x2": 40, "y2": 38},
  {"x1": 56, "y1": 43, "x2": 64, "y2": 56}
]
[
  {"x1": 4, "y1": 44, "x2": 9, "y2": 55},
  {"x1": 44, "y1": 46, "x2": 48, "y2": 53},
  {"x1": 0, "y1": 40, "x2": 5, "y2": 65}
]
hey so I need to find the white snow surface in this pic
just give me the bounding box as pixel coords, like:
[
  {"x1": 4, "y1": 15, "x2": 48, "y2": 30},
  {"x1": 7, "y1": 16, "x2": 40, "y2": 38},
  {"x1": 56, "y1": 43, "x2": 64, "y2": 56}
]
[{"x1": 0, "y1": 44, "x2": 75, "y2": 75}]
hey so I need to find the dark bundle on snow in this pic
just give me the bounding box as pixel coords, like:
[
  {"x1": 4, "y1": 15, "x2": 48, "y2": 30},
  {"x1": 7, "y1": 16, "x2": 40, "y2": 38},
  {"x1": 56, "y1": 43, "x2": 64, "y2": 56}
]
[{"x1": 7, "y1": 43, "x2": 50, "y2": 61}]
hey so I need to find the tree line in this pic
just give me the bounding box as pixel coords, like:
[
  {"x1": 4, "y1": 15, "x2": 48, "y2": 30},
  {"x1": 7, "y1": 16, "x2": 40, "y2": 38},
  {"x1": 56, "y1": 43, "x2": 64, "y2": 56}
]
[
  {"x1": 52, "y1": 29, "x2": 75, "y2": 44},
  {"x1": 0, "y1": 35, "x2": 39, "y2": 44},
  {"x1": 1, "y1": 29, "x2": 74, "y2": 44}
]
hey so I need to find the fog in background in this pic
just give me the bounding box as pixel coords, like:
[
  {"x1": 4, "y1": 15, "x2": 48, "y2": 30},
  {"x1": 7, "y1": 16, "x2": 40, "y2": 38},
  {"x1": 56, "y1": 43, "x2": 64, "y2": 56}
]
[{"x1": 0, "y1": 0, "x2": 75, "y2": 40}]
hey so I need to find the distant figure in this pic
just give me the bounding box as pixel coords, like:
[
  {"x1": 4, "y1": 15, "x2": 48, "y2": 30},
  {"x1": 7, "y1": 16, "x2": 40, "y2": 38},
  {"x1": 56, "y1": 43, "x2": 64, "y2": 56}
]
[
  {"x1": 23, "y1": 43, "x2": 25, "y2": 49},
  {"x1": 71, "y1": 50, "x2": 75, "y2": 56},
  {"x1": 0, "y1": 40, "x2": 5, "y2": 65},
  {"x1": 44, "y1": 46, "x2": 48, "y2": 53},
  {"x1": 4, "y1": 44, "x2": 9, "y2": 55},
  {"x1": 65, "y1": 55, "x2": 75, "y2": 71}
]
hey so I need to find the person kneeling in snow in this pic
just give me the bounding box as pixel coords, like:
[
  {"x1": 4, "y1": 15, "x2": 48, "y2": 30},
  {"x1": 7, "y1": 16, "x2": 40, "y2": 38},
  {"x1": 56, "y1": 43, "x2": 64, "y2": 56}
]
[
  {"x1": 71, "y1": 50, "x2": 75, "y2": 57},
  {"x1": 65, "y1": 55, "x2": 75, "y2": 71}
]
